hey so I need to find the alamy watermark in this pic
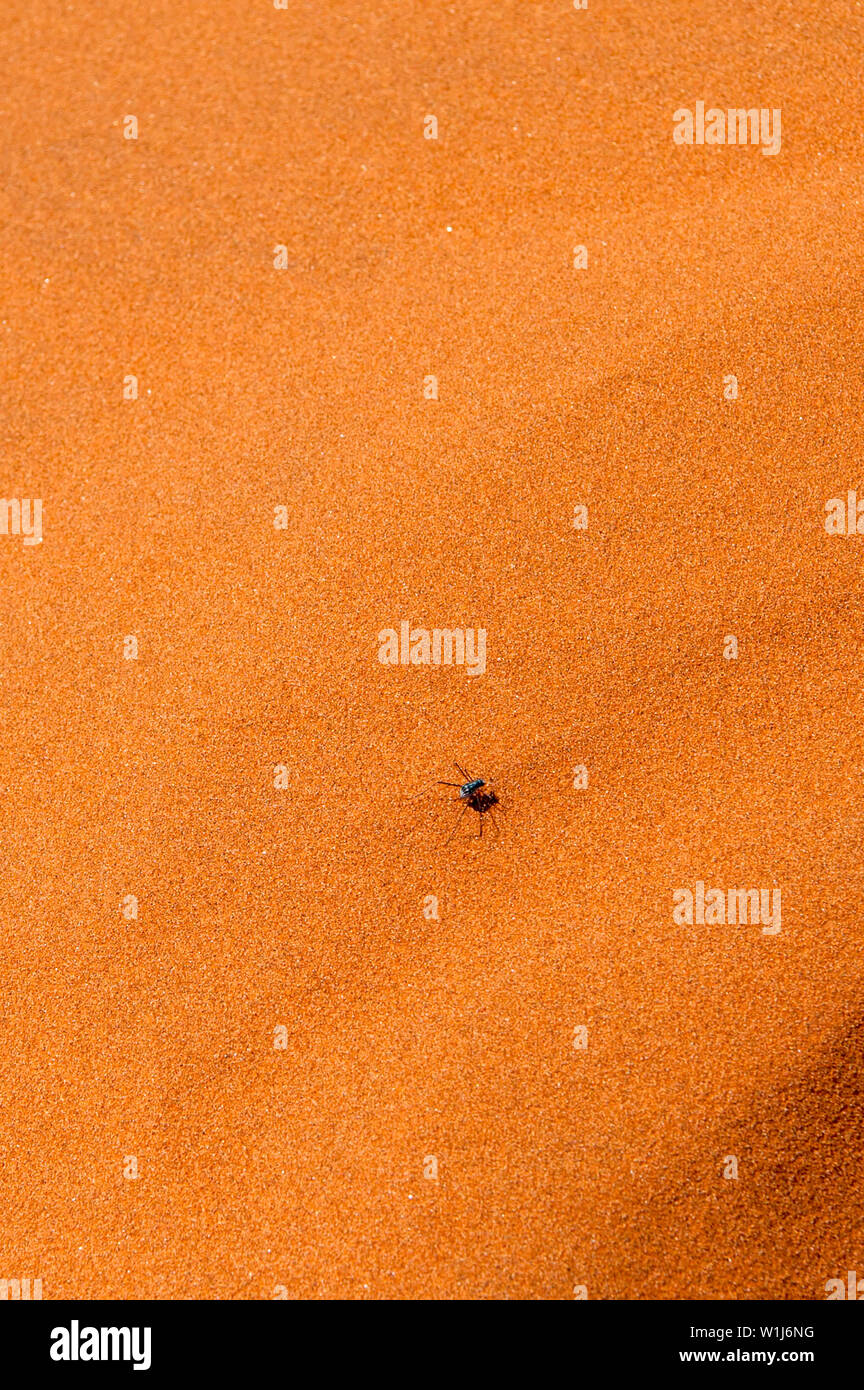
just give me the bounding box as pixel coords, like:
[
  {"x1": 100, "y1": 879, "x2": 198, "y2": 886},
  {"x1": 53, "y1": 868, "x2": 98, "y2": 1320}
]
[
  {"x1": 673, "y1": 103, "x2": 781, "y2": 156},
  {"x1": 50, "y1": 1321, "x2": 151, "y2": 1371},
  {"x1": 673, "y1": 881, "x2": 781, "y2": 934},
  {"x1": 826, "y1": 1271, "x2": 864, "y2": 1299},
  {"x1": 0, "y1": 1277, "x2": 42, "y2": 1299},
  {"x1": 0, "y1": 498, "x2": 42, "y2": 544},
  {"x1": 378, "y1": 623, "x2": 486, "y2": 677},
  {"x1": 825, "y1": 490, "x2": 864, "y2": 534}
]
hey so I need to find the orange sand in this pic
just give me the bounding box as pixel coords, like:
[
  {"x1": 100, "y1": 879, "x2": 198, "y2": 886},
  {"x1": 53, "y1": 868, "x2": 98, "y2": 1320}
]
[{"x1": 1, "y1": 0, "x2": 863, "y2": 1299}]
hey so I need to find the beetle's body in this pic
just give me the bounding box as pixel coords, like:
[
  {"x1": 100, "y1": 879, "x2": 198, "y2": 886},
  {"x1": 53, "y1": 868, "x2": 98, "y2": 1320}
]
[{"x1": 459, "y1": 778, "x2": 486, "y2": 799}]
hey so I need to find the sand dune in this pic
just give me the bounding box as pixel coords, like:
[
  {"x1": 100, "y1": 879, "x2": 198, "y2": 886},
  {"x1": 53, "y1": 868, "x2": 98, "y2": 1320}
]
[{"x1": 1, "y1": 0, "x2": 862, "y2": 1299}]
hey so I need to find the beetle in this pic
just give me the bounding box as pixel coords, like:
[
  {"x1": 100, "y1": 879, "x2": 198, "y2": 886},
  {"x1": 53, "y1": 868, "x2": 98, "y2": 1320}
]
[{"x1": 437, "y1": 762, "x2": 501, "y2": 841}]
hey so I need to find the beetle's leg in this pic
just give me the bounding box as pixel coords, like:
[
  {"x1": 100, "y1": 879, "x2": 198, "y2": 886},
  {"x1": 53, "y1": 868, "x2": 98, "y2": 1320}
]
[{"x1": 443, "y1": 800, "x2": 469, "y2": 846}]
